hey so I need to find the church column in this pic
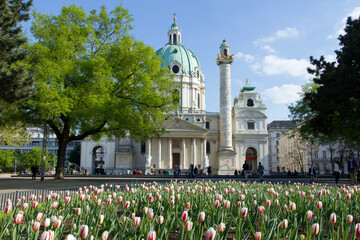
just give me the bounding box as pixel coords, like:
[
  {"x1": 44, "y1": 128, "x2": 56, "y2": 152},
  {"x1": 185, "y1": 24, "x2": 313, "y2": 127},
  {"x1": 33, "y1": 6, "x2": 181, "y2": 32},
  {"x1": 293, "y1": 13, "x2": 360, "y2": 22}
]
[
  {"x1": 182, "y1": 138, "x2": 186, "y2": 168},
  {"x1": 203, "y1": 138, "x2": 207, "y2": 157},
  {"x1": 168, "y1": 137, "x2": 172, "y2": 169},
  {"x1": 146, "y1": 138, "x2": 152, "y2": 156},
  {"x1": 192, "y1": 138, "x2": 196, "y2": 167},
  {"x1": 158, "y1": 138, "x2": 162, "y2": 168}
]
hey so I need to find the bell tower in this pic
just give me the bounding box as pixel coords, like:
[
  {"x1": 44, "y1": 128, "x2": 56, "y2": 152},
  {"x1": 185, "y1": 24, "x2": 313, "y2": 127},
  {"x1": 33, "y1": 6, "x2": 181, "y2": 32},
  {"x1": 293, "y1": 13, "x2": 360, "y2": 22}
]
[{"x1": 216, "y1": 40, "x2": 236, "y2": 174}]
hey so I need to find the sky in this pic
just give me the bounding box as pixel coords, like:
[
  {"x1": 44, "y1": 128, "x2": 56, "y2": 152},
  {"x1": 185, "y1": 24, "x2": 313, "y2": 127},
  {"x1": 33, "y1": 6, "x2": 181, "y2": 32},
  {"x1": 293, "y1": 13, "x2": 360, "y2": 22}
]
[{"x1": 23, "y1": 0, "x2": 360, "y2": 123}]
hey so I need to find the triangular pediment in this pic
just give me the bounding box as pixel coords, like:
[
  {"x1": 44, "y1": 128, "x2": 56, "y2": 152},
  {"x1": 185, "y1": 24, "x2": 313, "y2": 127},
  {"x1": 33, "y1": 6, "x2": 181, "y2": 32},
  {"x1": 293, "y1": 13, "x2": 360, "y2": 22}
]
[{"x1": 162, "y1": 118, "x2": 207, "y2": 132}]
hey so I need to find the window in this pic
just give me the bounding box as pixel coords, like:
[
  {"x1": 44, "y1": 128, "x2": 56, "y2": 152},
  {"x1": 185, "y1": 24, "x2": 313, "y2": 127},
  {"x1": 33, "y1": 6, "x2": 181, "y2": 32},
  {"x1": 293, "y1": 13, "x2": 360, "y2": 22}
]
[
  {"x1": 276, "y1": 140, "x2": 279, "y2": 145},
  {"x1": 141, "y1": 143, "x2": 146, "y2": 154},
  {"x1": 247, "y1": 99, "x2": 254, "y2": 107},
  {"x1": 322, "y1": 151, "x2": 326, "y2": 159},
  {"x1": 206, "y1": 121, "x2": 210, "y2": 129},
  {"x1": 276, "y1": 133, "x2": 280, "y2": 137},
  {"x1": 169, "y1": 35, "x2": 171, "y2": 42},
  {"x1": 172, "y1": 65, "x2": 180, "y2": 74},
  {"x1": 224, "y1": 49, "x2": 228, "y2": 56},
  {"x1": 206, "y1": 142, "x2": 210, "y2": 154},
  {"x1": 247, "y1": 122, "x2": 255, "y2": 130},
  {"x1": 173, "y1": 34, "x2": 177, "y2": 44}
]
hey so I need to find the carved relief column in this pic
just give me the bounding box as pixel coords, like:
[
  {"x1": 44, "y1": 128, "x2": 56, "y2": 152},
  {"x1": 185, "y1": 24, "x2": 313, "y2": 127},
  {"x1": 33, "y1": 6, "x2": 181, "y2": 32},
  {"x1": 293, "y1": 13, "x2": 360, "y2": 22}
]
[
  {"x1": 182, "y1": 138, "x2": 186, "y2": 168},
  {"x1": 192, "y1": 138, "x2": 196, "y2": 167},
  {"x1": 158, "y1": 138, "x2": 162, "y2": 168},
  {"x1": 168, "y1": 137, "x2": 172, "y2": 169}
]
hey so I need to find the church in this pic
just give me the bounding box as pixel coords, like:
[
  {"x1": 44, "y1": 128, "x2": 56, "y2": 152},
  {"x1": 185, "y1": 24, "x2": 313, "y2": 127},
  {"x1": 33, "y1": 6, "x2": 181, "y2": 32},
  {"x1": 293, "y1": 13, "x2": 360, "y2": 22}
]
[{"x1": 80, "y1": 16, "x2": 269, "y2": 175}]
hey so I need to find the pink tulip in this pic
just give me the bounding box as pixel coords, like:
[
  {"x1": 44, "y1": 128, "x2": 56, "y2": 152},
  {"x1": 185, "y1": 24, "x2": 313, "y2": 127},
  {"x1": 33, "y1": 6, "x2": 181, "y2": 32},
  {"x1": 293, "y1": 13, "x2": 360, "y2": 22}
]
[
  {"x1": 311, "y1": 223, "x2": 320, "y2": 235},
  {"x1": 22, "y1": 203, "x2": 28, "y2": 210},
  {"x1": 158, "y1": 215, "x2": 164, "y2": 224},
  {"x1": 346, "y1": 215, "x2": 354, "y2": 223},
  {"x1": 255, "y1": 232, "x2": 261, "y2": 240},
  {"x1": 330, "y1": 213, "x2": 336, "y2": 224},
  {"x1": 79, "y1": 225, "x2": 89, "y2": 239},
  {"x1": 241, "y1": 207, "x2": 248, "y2": 217},
  {"x1": 5, "y1": 204, "x2": 12, "y2": 214},
  {"x1": 147, "y1": 209, "x2": 154, "y2": 220},
  {"x1": 6, "y1": 199, "x2": 11, "y2": 205},
  {"x1": 65, "y1": 234, "x2": 76, "y2": 240},
  {"x1": 51, "y1": 201, "x2": 58, "y2": 209},
  {"x1": 51, "y1": 216, "x2": 57, "y2": 223},
  {"x1": 124, "y1": 201, "x2": 130, "y2": 209},
  {"x1": 205, "y1": 227, "x2": 217, "y2": 240},
  {"x1": 134, "y1": 217, "x2": 141, "y2": 226},
  {"x1": 117, "y1": 196, "x2": 123, "y2": 203},
  {"x1": 224, "y1": 200, "x2": 231, "y2": 209},
  {"x1": 32, "y1": 201, "x2": 38, "y2": 208},
  {"x1": 266, "y1": 199, "x2": 271, "y2": 207},
  {"x1": 214, "y1": 200, "x2": 220, "y2": 208},
  {"x1": 279, "y1": 219, "x2": 288, "y2": 229},
  {"x1": 97, "y1": 199, "x2": 102, "y2": 206},
  {"x1": 147, "y1": 231, "x2": 156, "y2": 240},
  {"x1": 198, "y1": 212, "x2": 206, "y2": 222},
  {"x1": 36, "y1": 213, "x2": 43, "y2": 222},
  {"x1": 309, "y1": 194, "x2": 314, "y2": 201},
  {"x1": 217, "y1": 223, "x2": 226, "y2": 233},
  {"x1": 76, "y1": 208, "x2": 81, "y2": 216},
  {"x1": 274, "y1": 200, "x2": 279, "y2": 206},
  {"x1": 106, "y1": 198, "x2": 112, "y2": 205},
  {"x1": 305, "y1": 210, "x2": 313, "y2": 219},
  {"x1": 289, "y1": 202, "x2": 296, "y2": 211},
  {"x1": 54, "y1": 219, "x2": 62, "y2": 229},
  {"x1": 185, "y1": 221, "x2": 193, "y2": 232},
  {"x1": 185, "y1": 202, "x2": 191, "y2": 209},
  {"x1": 258, "y1": 206, "x2": 264, "y2": 215},
  {"x1": 41, "y1": 230, "x2": 54, "y2": 240},
  {"x1": 98, "y1": 214, "x2": 104, "y2": 224},
  {"x1": 33, "y1": 221, "x2": 40, "y2": 231},
  {"x1": 316, "y1": 201, "x2": 323, "y2": 209},
  {"x1": 181, "y1": 211, "x2": 188, "y2": 222},
  {"x1": 14, "y1": 213, "x2": 22, "y2": 224},
  {"x1": 355, "y1": 223, "x2": 360, "y2": 239},
  {"x1": 240, "y1": 194, "x2": 245, "y2": 201},
  {"x1": 44, "y1": 218, "x2": 51, "y2": 228},
  {"x1": 148, "y1": 196, "x2": 154, "y2": 203}
]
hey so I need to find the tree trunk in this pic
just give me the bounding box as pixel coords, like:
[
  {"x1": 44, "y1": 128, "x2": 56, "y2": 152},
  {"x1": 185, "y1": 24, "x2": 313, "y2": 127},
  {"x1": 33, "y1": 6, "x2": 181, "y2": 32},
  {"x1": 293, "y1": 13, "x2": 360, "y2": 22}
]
[{"x1": 54, "y1": 138, "x2": 68, "y2": 180}]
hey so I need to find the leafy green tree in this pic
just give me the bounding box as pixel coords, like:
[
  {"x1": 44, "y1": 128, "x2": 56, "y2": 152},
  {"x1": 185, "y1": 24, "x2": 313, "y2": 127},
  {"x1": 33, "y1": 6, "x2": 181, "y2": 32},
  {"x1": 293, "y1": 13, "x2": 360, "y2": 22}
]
[
  {"x1": 0, "y1": 149, "x2": 17, "y2": 171},
  {"x1": 16, "y1": 5, "x2": 177, "y2": 179},
  {"x1": 289, "y1": 17, "x2": 360, "y2": 147},
  {"x1": 0, "y1": 0, "x2": 33, "y2": 106},
  {"x1": 17, "y1": 147, "x2": 56, "y2": 171}
]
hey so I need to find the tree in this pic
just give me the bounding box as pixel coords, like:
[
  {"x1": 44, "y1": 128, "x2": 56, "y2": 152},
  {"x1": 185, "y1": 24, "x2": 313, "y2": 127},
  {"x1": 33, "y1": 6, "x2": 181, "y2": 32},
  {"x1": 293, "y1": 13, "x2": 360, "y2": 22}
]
[
  {"x1": 0, "y1": 149, "x2": 17, "y2": 171},
  {"x1": 290, "y1": 17, "x2": 360, "y2": 147},
  {"x1": 0, "y1": 0, "x2": 33, "y2": 106},
  {"x1": 16, "y1": 5, "x2": 177, "y2": 179},
  {"x1": 17, "y1": 147, "x2": 56, "y2": 171}
]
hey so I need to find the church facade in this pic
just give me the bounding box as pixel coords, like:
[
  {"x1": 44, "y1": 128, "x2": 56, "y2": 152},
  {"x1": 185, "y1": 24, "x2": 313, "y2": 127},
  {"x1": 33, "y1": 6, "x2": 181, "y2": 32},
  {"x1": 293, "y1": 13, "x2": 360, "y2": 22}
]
[{"x1": 80, "y1": 17, "x2": 269, "y2": 175}]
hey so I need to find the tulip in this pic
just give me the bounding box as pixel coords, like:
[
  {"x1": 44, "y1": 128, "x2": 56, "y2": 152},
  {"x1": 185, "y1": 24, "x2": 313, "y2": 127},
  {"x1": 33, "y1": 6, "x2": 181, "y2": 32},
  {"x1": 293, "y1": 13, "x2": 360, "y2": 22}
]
[
  {"x1": 65, "y1": 234, "x2": 76, "y2": 240},
  {"x1": 33, "y1": 221, "x2": 40, "y2": 231},
  {"x1": 181, "y1": 211, "x2": 188, "y2": 222},
  {"x1": 198, "y1": 212, "x2": 205, "y2": 222},
  {"x1": 106, "y1": 198, "x2": 112, "y2": 205},
  {"x1": 274, "y1": 200, "x2": 279, "y2": 206},
  {"x1": 217, "y1": 223, "x2": 226, "y2": 233},
  {"x1": 5, "y1": 204, "x2": 12, "y2": 214},
  {"x1": 22, "y1": 202, "x2": 28, "y2": 210},
  {"x1": 79, "y1": 225, "x2": 89, "y2": 239},
  {"x1": 50, "y1": 216, "x2": 57, "y2": 223},
  {"x1": 76, "y1": 208, "x2": 81, "y2": 216},
  {"x1": 41, "y1": 230, "x2": 54, "y2": 240},
  {"x1": 97, "y1": 199, "x2": 102, "y2": 206},
  {"x1": 98, "y1": 214, "x2": 104, "y2": 224},
  {"x1": 255, "y1": 232, "x2": 261, "y2": 240},
  {"x1": 205, "y1": 227, "x2": 216, "y2": 240},
  {"x1": 51, "y1": 201, "x2": 58, "y2": 209},
  {"x1": 147, "y1": 231, "x2": 156, "y2": 240},
  {"x1": 54, "y1": 219, "x2": 62, "y2": 229},
  {"x1": 185, "y1": 221, "x2": 193, "y2": 232},
  {"x1": 64, "y1": 196, "x2": 71, "y2": 204},
  {"x1": 214, "y1": 200, "x2": 220, "y2": 208},
  {"x1": 100, "y1": 231, "x2": 109, "y2": 240},
  {"x1": 185, "y1": 202, "x2": 191, "y2": 209},
  {"x1": 316, "y1": 201, "x2": 323, "y2": 209},
  {"x1": 279, "y1": 219, "x2": 288, "y2": 229},
  {"x1": 134, "y1": 217, "x2": 141, "y2": 226},
  {"x1": 147, "y1": 209, "x2": 154, "y2": 220},
  {"x1": 124, "y1": 201, "x2": 130, "y2": 209},
  {"x1": 224, "y1": 200, "x2": 231, "y2": 209},
  {"x1": 241, "y1": 207, "x2": 248, "y2": 217},
  {"x1": 14, "y1": 214, "x2": 22, "y2": 224},
  {"x1": 44, "y1": 218, "x2": 51, "y2": 228},
  {"x1": 143, "y1": 207, "x2": 149, "y2": 214},
  {"x1": 289, "y1": 202, "x2": 296, "y2": 211},
  {"x1": 158, "y1": 215, "x2": 164, "y2": 224},
  {"x1": 346, "y1": 215, "x2": 353, "y2": 223},
  {"x1": 6, "y1": 199, "x2": 11, "y2": 205},
  {"x1": 305, "y1": 210, "x2": 313, "y2": 219},
  {"x1": 355, "y1": 223, "x2": 360, "y2": 239},
  {"x1": 266, "y1": 199, "x2": 271, "y2": 207},
  {"x1": 330, "y1": 213, "x2": 336, "y2": 224},
  {"x1": 258, "y1": 206, "x2": 264, "y2": 215},
  {"x1": 311, "y1": 223, "x2": 319, "y2": 235}
]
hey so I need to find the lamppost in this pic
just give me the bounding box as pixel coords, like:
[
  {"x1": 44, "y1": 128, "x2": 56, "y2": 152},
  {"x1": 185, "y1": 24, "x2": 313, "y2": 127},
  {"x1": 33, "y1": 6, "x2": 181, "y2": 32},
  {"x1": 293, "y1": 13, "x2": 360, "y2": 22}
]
[{"x1": 41, "y1": 121, "x2": 47, "y2": 181}]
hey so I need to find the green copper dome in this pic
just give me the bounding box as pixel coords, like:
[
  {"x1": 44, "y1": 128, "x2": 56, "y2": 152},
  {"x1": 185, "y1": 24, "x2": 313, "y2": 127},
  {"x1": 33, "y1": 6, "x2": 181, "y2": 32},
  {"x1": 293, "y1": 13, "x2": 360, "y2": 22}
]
[
  {"x1": 156, "y1": 44, "x2": 201, "y2": 76},
  {"x1": 220, "y1": 39, "x2": 229, "y2": 48}
]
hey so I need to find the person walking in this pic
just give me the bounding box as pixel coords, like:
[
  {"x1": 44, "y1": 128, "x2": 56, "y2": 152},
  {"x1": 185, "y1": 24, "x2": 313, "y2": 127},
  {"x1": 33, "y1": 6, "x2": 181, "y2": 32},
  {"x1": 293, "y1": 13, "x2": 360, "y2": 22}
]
[
  {"x1": 242, "y1": 161, "x2": 249, "y2": 181},
  {"x1": 257, "y1": 162, "x2": 264, "y2": 183},
  {"x1": 194, "y1": 166, "x2": 198, "y2": 179},
  {"x1": 308, "y1": 164, "x2": 316, "y2": 183},
  {"x1": 207, "y1": 166, "x2": 212, "y2": 177},
  {"x1": 333, "y1": 158, "x2": 342, "y2": 187},
  {"x1": 347, "y1": 156, "x2": 358, "y2": 185},
  {"x1": 31, "y1": 163, "x2": 39, "y2": 180}
]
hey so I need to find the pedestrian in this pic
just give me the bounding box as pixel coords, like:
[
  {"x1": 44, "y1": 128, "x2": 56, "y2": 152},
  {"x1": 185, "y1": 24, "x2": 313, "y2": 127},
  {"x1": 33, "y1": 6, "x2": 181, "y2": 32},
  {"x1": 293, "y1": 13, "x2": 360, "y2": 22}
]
[
  {"x1": 234, "y1": 170, "x2": 238, "y2": 176},
  {"x1": 347, "y1": 156, "x2": 358, "y2": 185},
  {"x1": 178, "y1": 165, "x2": 182, "y2": 176},
  {"x1": 308, "y1": 164, "x2": 316, "y2": 183},
  {"x1": 207, "y1": 166, "x2": 212, "y2": 177},
  {"x1": 257, "y1": 162, "x2": 264, "y2": 182},
  {"x1": 31, "y1": 163, "x2": 39, "y2": 180},
  {"x1": 194, "y1": 166, "x2": 198, "y2": 179},
  {"x1": 242, "y1": 161, "x2": 249, "y2": 181},
  {"x1": 333, "y1": 158, "x2": 342, "y2": 187},
  {"x1": 173, "y1": 165, "x2": 178, "y2": 178}
]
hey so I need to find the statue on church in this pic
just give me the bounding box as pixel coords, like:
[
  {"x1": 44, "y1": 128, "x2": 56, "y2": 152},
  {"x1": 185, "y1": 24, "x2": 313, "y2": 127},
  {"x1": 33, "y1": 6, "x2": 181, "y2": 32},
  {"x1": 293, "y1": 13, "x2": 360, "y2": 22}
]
[
  {"x1": 203, "y1": 155, "x2": 209, "y2": 168},
  {"x1": 145, "y1": 155, "x2": 152, "y2": 168}
]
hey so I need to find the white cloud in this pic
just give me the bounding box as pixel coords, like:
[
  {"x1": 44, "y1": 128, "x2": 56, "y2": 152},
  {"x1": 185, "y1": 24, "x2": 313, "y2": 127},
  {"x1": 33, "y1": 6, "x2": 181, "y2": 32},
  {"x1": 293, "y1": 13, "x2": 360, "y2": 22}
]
[
  {"x1": 262, "y1": 84, "x2": 302, "y2": 104},
  {"x1": 329, "y1": 7, "x2": 360, "y2": 38},
  {"x1": 262, "y1": 55, "x2": 311, "y2": 78},
  {"x1": 235, "y1": 52, "x2": 255, "y2": 63},
  {"x1": 254, "y1": 27, "x2": 299, "y2": 46},
  {"x1": 260, "y1": 45, "x2": 276, "y2": 53},
  {"x1": 324, "y1": 54, "x2": 336, "y2": 62},
  {"x1": 251, "y1": 63, "x2": 261, "y2": 71}
]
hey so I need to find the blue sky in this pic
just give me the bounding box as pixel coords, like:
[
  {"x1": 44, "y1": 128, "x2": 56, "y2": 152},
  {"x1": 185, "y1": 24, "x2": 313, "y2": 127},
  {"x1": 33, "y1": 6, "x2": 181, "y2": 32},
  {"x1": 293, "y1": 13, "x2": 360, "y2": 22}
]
[{"x1": 24, "y1": 0, "x2": 360, "y2": 123}]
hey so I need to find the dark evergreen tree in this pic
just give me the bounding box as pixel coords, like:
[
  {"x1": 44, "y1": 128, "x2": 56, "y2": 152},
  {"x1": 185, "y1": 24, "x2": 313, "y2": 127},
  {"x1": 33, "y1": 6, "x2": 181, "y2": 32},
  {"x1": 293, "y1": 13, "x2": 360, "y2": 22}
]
[{"x1": 0, "y1": 0, "x2": 33, "y2": 105}]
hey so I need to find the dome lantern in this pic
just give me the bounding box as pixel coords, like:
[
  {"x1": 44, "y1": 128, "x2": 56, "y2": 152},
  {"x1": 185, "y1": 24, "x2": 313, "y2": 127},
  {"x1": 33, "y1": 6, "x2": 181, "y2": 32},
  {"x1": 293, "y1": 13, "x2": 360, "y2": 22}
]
[{"x1": 168, "y1": 13, "x2": 181, "y2": 45}]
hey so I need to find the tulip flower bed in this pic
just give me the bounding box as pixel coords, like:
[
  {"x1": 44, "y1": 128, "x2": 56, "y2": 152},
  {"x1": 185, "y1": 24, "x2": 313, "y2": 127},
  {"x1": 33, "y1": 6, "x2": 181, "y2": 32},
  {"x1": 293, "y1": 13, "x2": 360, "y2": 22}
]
[{"x1": 1, "y1": 180, "x2": 360, "y2": 240}]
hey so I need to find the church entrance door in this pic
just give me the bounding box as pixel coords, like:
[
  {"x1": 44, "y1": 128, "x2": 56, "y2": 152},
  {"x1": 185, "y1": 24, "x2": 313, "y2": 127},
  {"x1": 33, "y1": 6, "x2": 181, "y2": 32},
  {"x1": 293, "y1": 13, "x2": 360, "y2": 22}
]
[
  {"x1": 172, "y1": 153, "x2": 180, "y2": 167},
  {"x1": 245, "y1": 147, "x2": 257, "y2": 173}
]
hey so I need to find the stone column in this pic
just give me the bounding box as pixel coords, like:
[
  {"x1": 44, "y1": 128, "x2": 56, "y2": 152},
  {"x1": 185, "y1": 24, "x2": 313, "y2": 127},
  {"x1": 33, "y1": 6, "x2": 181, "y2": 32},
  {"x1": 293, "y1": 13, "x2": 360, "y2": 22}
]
[
  {"x1": 202, "y1": 138, "x2": 207, "y2": 157},
  {"x1": 182, "y1": 138, "x2": 186, "y2": 168},
  {"x1": 158, "y1": 138, "x2": 162, "y2": 168},
  {"x1": 145, "y1": 138, "x2": 152, "y2": 174},
  {"x1": 168, "y1": 137, "x2": 172, "y2": 169},
  {"x1": 192, "y1": 138, "x2": 196, "y2": 167}
]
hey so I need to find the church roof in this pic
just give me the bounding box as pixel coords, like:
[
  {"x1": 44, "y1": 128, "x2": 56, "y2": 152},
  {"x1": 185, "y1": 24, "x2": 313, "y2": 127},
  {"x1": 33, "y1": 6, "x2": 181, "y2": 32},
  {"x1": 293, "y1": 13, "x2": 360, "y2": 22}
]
[
  {"x1": 240, "y1": 79, "x2": 255, "y2": 93},
  {"x1": 220, "y1": 39, "x2": 229, "y2": 48}
]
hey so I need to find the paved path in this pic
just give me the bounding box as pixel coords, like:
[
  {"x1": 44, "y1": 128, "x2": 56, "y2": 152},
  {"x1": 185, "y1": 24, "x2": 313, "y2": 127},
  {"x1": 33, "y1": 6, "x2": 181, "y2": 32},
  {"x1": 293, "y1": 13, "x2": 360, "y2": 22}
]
[{"x1": 0, "y1": 174, "x2": 354, "y2": 194}]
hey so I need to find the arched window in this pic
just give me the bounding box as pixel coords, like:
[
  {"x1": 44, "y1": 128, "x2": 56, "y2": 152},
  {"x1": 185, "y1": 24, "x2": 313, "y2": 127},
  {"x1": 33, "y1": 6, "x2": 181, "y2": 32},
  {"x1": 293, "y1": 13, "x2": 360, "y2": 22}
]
[
  {"x1": 224, "y1": 49, "x2": 228, "y2": 56},
  {"x1": 247, "y1": 99, "x2": 254, "y2": 107},
  {"x1": 169, "y1": 35, "x2": 172, "y2": 43},
  {"x1": 206, "y1": 142, "x2": 210, "y2": 154},
  {"x1": 173, "y1": 34, "x2": 177, "y2": 44}
]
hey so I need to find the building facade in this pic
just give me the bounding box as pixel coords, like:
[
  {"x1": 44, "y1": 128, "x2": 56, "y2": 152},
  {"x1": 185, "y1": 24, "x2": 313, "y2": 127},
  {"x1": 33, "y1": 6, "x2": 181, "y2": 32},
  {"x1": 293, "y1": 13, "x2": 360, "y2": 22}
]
[{"x1": 80, "y1": 17, "x2": 269, "y2": 175}]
